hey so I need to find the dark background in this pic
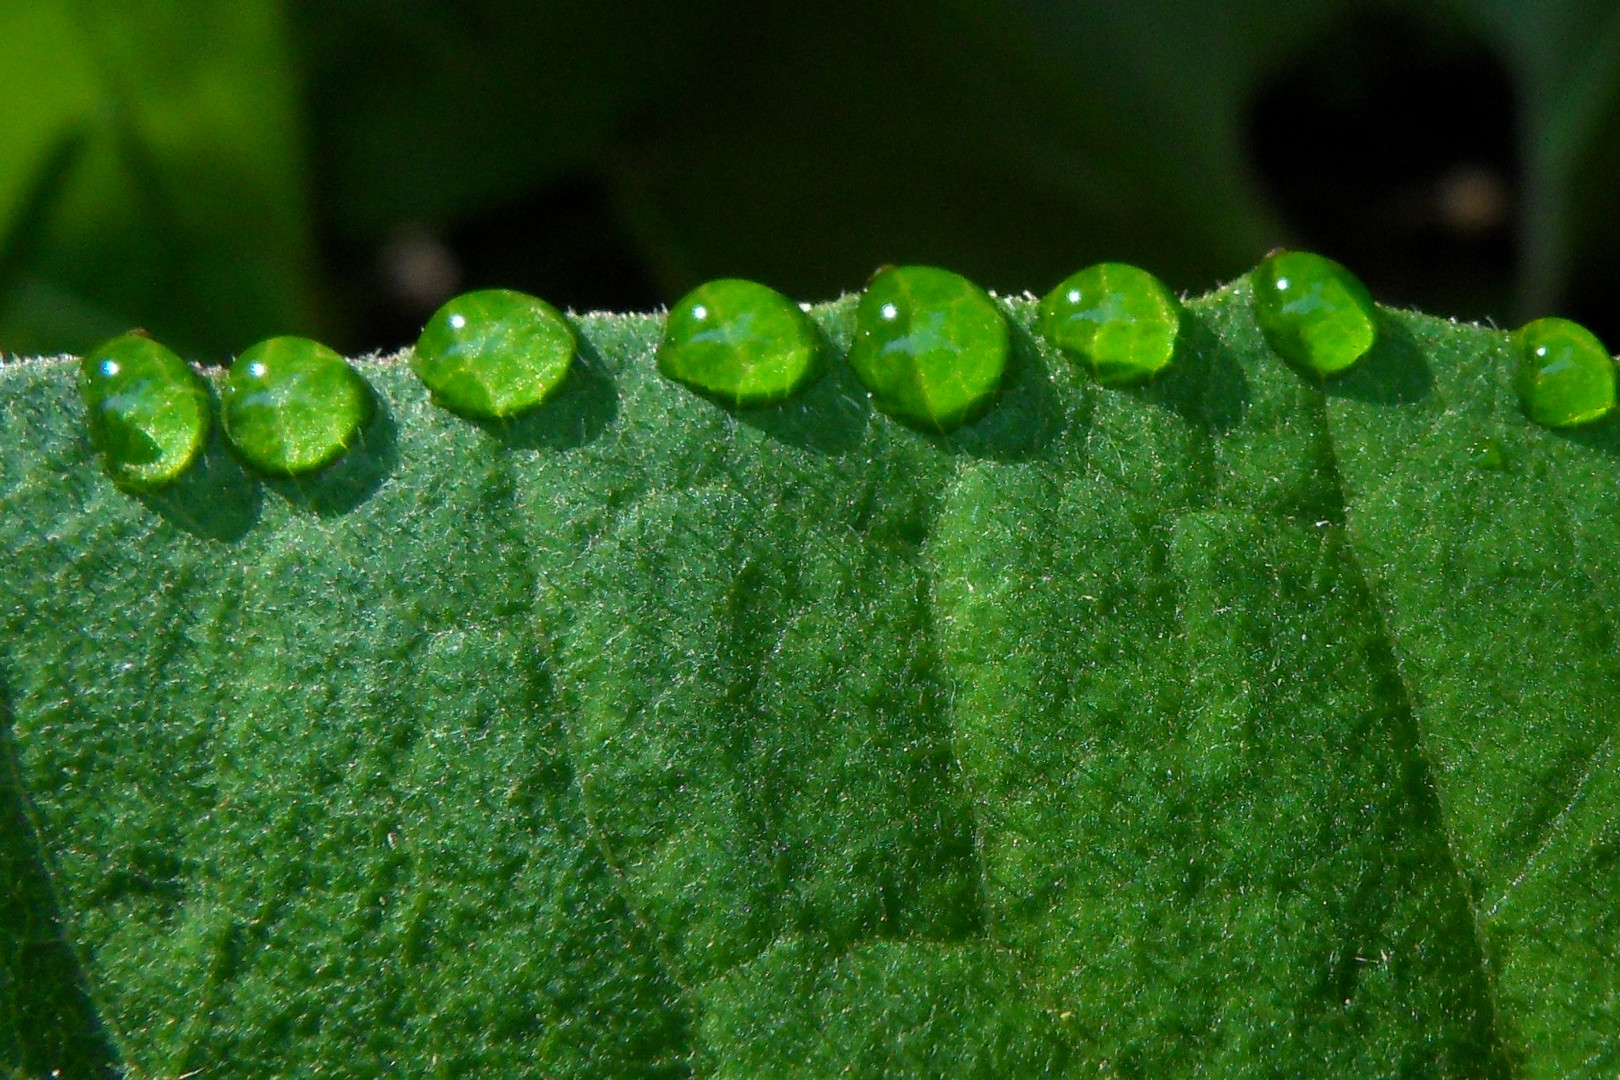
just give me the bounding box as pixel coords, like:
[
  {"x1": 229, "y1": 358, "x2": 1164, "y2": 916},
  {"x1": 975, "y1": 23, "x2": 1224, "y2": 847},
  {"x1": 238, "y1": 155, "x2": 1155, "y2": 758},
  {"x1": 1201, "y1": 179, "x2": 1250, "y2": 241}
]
[{"x1": 2, "y1": 0, "x2": 1619, "y2": 363}]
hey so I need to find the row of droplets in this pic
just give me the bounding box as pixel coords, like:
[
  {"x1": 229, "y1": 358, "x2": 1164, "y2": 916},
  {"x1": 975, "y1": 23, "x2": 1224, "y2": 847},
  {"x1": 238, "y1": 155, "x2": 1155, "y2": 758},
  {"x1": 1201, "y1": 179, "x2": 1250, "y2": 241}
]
[{"x1": 77, "y1": 251, "x2": 1618, "y2": 492}]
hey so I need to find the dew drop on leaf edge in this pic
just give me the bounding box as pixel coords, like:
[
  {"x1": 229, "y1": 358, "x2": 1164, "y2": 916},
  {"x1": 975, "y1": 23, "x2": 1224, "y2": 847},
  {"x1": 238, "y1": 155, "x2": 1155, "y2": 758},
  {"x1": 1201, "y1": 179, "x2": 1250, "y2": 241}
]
[
  {"x1": 657, "y1": 278, "x2": 822, "y2": 408},
  {"x1": 1512, "y1": 316, "x2": 1617, "y2": 429},
  {"x1": 221, "y1": 336, "x2": 372, "y2": 477},
  {"x1": 412, "y1": 288, "x2": 576, "y2": 420},
  {"x1": 1038, "y1": 262, "x2": 1181, "y2": 386},
  {"x1": 79, "y1": 333, "x2": 211, "y2": 492},
  {"x1": 847, "y1": 265, "x2": 1010, "y2": 433},
  {"x1": 1251, "y1": 250, "x2": 1379, "y2": 378}
]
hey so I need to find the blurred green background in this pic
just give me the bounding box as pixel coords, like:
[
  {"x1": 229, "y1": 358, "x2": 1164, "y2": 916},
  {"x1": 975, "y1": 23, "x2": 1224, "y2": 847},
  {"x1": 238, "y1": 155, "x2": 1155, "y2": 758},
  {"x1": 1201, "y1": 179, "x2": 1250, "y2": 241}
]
[{"x1": 2, "y1": 0, "x2": 1619, "y2": 363}]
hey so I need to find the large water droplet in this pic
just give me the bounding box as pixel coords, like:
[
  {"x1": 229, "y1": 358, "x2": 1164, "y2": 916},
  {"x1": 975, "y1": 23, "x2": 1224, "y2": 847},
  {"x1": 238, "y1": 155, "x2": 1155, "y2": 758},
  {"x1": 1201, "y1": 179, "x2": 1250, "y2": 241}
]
[
  {"x1": 656, "y1": 278, "x2": 821, "y2": 408},
  {"x1": 79, "y1": 333, "x2": 210, "y2": 492},
  {"x1": 222, "y1": 337, "x2": 371, "y2": 476},
  {"x1": 1512, "y1": 316, "x2": 1616, "y2": 428},
  {"x1": 412, "y1": 289, "x2": 575, "y2": 420},
  {"x1": 1038, "y1": 262, "x2": 1181, "y2": 386},
  {"x1": 1251, "y1": 250, "x2": 1379, "y2": 377},
  {"x1": 847, "y1": 265, "x2": 1009, "y2": 433}
]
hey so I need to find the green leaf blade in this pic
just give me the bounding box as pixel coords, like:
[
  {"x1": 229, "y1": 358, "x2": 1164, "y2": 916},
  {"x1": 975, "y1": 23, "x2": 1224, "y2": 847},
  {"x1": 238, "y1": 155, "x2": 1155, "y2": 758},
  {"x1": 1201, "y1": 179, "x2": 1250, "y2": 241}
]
[
  {"x1": 1327, "y1": 312, "x2": 1620, "y2": 1075},
  {"x1": 3, "y1": 282, "x2": 1619, "y2": 1076}
]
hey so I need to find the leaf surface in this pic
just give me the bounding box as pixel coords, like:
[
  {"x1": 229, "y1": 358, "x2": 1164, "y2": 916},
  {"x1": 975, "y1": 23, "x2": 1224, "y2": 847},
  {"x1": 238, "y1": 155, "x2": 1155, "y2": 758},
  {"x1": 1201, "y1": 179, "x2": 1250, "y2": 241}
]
[{"x1": 1, "y1": 284, "x2": 1617, "y2": 1077}]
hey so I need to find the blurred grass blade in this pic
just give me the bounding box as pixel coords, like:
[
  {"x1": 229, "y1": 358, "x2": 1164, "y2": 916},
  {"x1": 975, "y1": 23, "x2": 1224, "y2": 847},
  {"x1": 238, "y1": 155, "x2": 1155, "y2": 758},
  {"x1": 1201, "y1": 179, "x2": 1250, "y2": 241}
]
[{"x1": 0, "y1": 125, "x2": 87, "y2": 322}]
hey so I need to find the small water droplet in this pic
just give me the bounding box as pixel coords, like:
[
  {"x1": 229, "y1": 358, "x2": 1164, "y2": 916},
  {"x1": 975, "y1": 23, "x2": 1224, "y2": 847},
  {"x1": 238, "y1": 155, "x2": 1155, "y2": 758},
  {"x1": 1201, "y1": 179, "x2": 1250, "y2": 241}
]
[
  {"x1": 881, "y1": 302, "x2": 899, "y2": 320},
  {"x1": 1513, "y1": 316, "x2": 1616, "y2": 428},
  {"x1": 1466, "y1": 436, "x2": 1510, "y2": 470}
]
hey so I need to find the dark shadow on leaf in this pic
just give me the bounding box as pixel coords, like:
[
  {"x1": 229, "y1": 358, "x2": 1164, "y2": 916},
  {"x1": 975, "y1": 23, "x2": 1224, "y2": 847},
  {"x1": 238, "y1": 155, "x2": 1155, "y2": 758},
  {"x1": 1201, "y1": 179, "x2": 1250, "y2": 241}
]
[
  {"x1": 736, "y1": 327, "x2": 868, "y2": 456},
  {"x1": 1323, "y1": 313, "x2": 1434, "y2": 405},
  {"x1": 1550, "y1": 410, "x2": 1620, "y2": 458},
  {"x1": 268, "y1": 388, "x2": 398, "y2": 516},
  {"x1": 1317, "y1": 545, "x2": 1519, "y2": 1080},
  {"x1": 484, "y1": 338, "x2": 618, "y2": 451},
  {"x1": 140, "y1": 425, "x2": 262, "y2": 543},
  {"x1": 0, "y1": 671, "x2": 124, "y2": 1080},
  {"x1": 1137, "y1": 309, "x2": 1251, "y2": 434},
  {"x1": 946, "y1": 318, "x2": 1061, "y2": 462}
]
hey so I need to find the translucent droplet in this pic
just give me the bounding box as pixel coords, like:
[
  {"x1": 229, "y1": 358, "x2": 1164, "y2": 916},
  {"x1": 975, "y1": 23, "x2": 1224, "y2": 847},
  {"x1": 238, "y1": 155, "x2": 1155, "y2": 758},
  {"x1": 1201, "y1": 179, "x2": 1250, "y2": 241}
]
[
  {"x1": 847, "y1": 265, "x2": 1009, "y2": 433},
  {"x1": 412, "y1": 289, "x2": 575, "y2": 419},
  {"x1": 1513, "y1": 316, "x2": 1616, "y2": 428},
  {"x1": 1467, "y1": 436, "x2": 1510, "y2": 470},
  {"x1": 79, "y1": 333, "x2": 210, "y2": 491},
  {"x1": 1251, "y1": 251, "x2": 1378, "y2": 377},
  {"x1": 656, "y1": 278, "x2": 822, "y2": 408},
  {"x1": 1038, "y1": 262, "x2": 1181, "y2": 386},
  {"x1": 222, "y1": 337, "x2": 371, "y2": 476}
]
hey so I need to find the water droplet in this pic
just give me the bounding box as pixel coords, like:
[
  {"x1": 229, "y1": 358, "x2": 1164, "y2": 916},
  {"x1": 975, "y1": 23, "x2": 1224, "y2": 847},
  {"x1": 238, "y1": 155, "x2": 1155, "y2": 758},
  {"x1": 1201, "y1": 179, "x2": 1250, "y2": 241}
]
[
  {"x1": 848, "y1": 265, "x2": 1010, "y2": 432},
  {"x1": 412, "y1": 288, "x2": 575, "y2": 419},
  {"x1": 222, "y1": 337, "x2": 371, "y2": 476},
  {"x1": 1512, "y1": 316, "x2": 1616, "y2": 428},
  {"x1": 78, "y1": 333, "x2": 210, "y2": 492},
  {"x1": 656, "y1": 278, "x2": 822, "y2": 408},
  {"x1": 1467, "y1": 435, "x2": 1510, "y2": 470},
  {"x1": 1251, "y1": 250, "x2": 1378, "y2": 377},
  {"x1": 1037, "y1": 262, "x2": 1181, "y2": 386}
]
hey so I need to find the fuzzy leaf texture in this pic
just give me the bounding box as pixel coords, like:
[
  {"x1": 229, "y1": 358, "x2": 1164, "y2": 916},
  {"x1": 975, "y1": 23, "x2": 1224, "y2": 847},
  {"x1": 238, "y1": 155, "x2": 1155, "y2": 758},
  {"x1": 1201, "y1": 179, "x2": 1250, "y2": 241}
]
[{"x1": 1, "y1": 281, "x2": 1617, "y2": 1079}]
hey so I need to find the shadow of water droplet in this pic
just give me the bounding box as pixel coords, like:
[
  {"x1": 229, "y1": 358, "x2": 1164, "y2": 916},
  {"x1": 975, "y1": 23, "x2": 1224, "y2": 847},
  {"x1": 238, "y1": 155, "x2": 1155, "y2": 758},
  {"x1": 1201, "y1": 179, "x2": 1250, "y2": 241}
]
[
  {"x1": 946, "y1": 318, "x2": 1061, "y2": 462},
  {"x1": 1138, "y1": 309, "x2": 1251, "y2": 434},
  {"x1": 484, "y1": 337, "x2": 619, "y2": 451},
  {"x1": 1550, "y1": 408, "x2": 1620, "y2": 458},
  {"x1": 737, "y1": 324, "x2": 868, "y2": 456},
  {"x1": 267, "y1": 388, "x2": 399, "y2": 516},
  {"x1": 1323, "y1": 314, "x2": 1435, "y2": 405},
  {"x1": 139, "y1": 426, "x2": 262, "y2": 542}
]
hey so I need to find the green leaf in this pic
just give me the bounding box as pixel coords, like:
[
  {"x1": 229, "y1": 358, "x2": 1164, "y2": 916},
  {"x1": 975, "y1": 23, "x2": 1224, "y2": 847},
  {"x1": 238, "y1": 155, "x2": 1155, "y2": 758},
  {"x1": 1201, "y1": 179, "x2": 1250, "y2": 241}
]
[{"x1": 2, "y1": 282, "x2": 1618, "y2": 1077}]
